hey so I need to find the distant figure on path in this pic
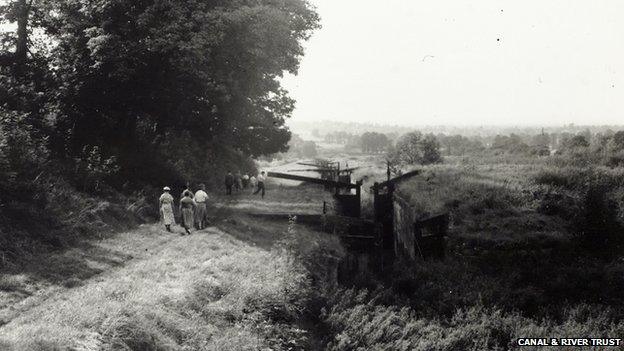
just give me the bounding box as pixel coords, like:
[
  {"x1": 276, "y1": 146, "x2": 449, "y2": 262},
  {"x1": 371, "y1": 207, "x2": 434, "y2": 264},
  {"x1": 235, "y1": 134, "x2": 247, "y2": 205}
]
[
  {"x1": 194, "y1": 184, "x2": 209, "y2": 230},
  {"x1": 242, "y1": 174, "x2": 250, "y2": 189},
  {"x1": 225, "y1": 171, "x2": 234, "y2": 195},
  {"x1": 159, "y1": 186, "x2": 175, "y2": 232},
  {"x1": 253, "y1": 171, "x2": 266, "y2": 198},
  {"x1": 235, "y1": 171, "x2": 243, "y2": 192},
  {"x1": 179, "y1": 190, "x2": 196, "y2": 235},
  {"x1": 249, "y1": 175, "x2": 257, "y2": 194},
  {"x1": 179, "y1": 184, "x2": 193, "y2": 221}
]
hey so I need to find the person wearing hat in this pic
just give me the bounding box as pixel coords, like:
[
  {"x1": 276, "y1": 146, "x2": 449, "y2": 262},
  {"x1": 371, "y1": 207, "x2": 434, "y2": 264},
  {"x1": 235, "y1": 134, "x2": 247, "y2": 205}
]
[{"x1": 159, "y1": 186, "x2": 175, "y2": 232}]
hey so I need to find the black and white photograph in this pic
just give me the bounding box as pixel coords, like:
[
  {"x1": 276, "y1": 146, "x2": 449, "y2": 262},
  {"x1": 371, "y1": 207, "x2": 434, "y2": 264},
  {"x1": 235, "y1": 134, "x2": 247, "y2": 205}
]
[{"x1": 1, "y1": 0, "x2": 624, "y2": 350}]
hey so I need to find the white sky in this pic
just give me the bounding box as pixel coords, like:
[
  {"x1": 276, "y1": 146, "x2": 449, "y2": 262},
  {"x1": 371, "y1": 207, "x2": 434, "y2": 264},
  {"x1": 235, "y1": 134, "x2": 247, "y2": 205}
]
[
  {"x1": 281, "y1": 0, "x2": 624, "y2": 126},
  {"x1": 3, "y1": 2, "x2": 623, "y2": 126}
]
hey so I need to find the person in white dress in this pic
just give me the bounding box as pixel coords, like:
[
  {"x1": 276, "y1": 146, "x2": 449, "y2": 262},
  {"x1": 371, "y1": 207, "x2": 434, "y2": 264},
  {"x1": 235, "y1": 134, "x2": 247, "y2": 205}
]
[
  {"x1": 249, "y1": 175, "x2": 257, "y2": 194},
  {"x1": 159, "y1": 187, "x2": 175, "y2": 232}
]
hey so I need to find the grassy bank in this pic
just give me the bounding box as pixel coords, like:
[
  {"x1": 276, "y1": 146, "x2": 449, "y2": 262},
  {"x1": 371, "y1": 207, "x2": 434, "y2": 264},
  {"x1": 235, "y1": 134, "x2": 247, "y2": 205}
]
[
  {"x1": 314, "y1": 154, "x2": 624, "y2": 350},
  {"x1": 1, "y1": 226, "x2": 306, "y2": 349},
  {"x1": 0, "y1": 185, "x2": 346, "y2": 350}
]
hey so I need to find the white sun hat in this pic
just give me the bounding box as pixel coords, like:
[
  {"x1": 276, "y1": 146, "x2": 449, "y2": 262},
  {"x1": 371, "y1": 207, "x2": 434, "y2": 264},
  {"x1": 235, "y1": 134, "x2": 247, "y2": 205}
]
[{"x1": 163, "y1": 186, "x2": 171, "y2": 191}]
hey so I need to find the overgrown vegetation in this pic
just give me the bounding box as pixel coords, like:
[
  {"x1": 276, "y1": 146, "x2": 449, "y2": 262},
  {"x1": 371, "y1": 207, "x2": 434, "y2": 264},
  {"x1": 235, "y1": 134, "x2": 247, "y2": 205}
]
[{"x1": 319, "y1": 152, "x2": 624, "y2": 350}]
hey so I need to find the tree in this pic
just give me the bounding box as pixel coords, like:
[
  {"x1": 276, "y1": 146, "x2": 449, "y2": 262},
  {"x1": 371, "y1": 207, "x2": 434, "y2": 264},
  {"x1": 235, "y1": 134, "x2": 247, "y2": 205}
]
[
  {"x1": 612, "y1": 131, "x2": 624, "y2": 150},
  {"x1": 360, "y1": 132, "x2": 391, "y2": 153},
  {"x1": 438, "y1": 134, "x2": 485, "y2": 156},
  {"x1": 0, "y1": 0, "x2": 32, "y2": 66},
  {"x1": 531, "y1": 133, "x2": 550, "y2": 149},
  {"x1": 491, "y1": 134, "x2": 530, "y2": 154},
  {"x1": 420, "y1": 134, "x2": 442, "y2": 164},
  {"x1": 391, "y1": 132, "x2": 442, "y2": 166},
  {"x1": 565, "y1": 135, "x2": 590, "y2": 149},
  {"x1": 0, "y1": 0, "x2": 320, "y2": 187}
]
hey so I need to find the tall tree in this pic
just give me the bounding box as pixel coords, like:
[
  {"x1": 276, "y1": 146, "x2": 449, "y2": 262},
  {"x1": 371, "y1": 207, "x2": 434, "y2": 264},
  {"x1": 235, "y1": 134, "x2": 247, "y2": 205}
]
[
  {"x1": 1, "y1": 0, "x2": 320, "y2": 186},
  {"x1": 391, "y1": 131, "x2": 442, "y2": 166}
]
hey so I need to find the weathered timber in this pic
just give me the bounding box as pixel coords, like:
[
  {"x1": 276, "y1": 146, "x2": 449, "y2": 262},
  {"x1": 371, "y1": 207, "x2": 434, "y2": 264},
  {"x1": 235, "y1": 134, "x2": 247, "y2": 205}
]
[
  {"x1": 371, "y1": 165, "x2": 448, "y2": 263},
  {"x1": 297, "y1": 162, "x2": 335, "y2": 168},
  {"x1": 287, "y1": 167, "x2": 360, "y2": 173},
  {"x1": 268, "y1": 172, "x2": 359, "y2": 189},
  {"x1": 335, "y1": 193, "x2": 360, "y2": 218},
  {"x1": 376, "y1": 169, "x2": 422, "y2": 189},
  {"x1": 414, "y1": 213, "x2": 448, "y2": 259}
]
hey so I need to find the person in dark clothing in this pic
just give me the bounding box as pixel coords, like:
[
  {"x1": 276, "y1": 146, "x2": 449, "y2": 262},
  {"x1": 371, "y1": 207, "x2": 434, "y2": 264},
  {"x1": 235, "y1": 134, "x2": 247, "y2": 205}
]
[
  {"x1": 234, "y1": 171, "x2": 243, "y2": 192},
  {"x1": 179, "y1": 190, "x2": 196, "y2": 235},
  {"x1": 180, "y1": 185, "x2": 189, "y2": 200},
  {"x1": 225, "y1": 171, "x2": 234, "y2": 195}
]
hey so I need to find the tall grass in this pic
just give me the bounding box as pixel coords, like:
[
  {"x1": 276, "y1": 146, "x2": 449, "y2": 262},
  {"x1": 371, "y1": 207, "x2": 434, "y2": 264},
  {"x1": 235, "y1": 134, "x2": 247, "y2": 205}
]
[
  {"x1": 0, "y1": 224, "x2": 321, "y2": 350},
  {"x1": 318, "y1": 154, "x2": 624, "y2": 350},
  {"x1": 322, "y1": 287, "x2": 624, "y2": 351}
]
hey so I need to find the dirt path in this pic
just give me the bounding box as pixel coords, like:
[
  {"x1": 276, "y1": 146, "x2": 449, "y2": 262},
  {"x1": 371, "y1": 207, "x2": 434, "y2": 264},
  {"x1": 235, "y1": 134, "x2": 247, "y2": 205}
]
[{"x1": 0, "y1": 183, "x2": 334, "y2": 350}]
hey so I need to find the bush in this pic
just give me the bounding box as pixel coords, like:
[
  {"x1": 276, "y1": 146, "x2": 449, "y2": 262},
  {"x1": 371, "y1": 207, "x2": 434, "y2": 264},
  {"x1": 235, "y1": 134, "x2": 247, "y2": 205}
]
[
  {"x1": 532, "y1": 167, "x2": 624, "y2": 251},
  {"x1": 605, "y1": 150, "x2": 624, "y2": 167},
  {"x1": 574, "y1": 182, "x2": 623, "y2": 251},
  {"x1": 533, "y1": 168, "x2": 577, "y2": 188},
  {"x1": 0, "y1": 108, "x2": 49, "y2": 183},
  {"x1": 73, "y1": 145, "x2": 120, "y2": 193}
]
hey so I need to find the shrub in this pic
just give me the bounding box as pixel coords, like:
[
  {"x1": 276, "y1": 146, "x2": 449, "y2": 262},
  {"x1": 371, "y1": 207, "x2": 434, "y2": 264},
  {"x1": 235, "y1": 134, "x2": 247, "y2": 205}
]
[
  {"x1": 0, "y1": 108, "x2": 49, "y2": 183},
  {"x1": 605, "y1": 150, "x2": 624, "y2": 167},
  {"x1": 574, "y1": 182, "x2": 623, "y2": 251},
  {"x1": 533, "y1": 168, "x2": 576, "y2": 188},
  {"x1": 73, "y1": 145, "x2": 120, "y2": 193}
]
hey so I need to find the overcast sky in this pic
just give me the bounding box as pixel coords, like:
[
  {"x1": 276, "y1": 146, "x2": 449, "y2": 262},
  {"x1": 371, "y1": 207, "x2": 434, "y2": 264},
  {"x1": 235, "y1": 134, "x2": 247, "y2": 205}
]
[{"x1": 281, "y1": 0, "x2": 624, "y2": 126}]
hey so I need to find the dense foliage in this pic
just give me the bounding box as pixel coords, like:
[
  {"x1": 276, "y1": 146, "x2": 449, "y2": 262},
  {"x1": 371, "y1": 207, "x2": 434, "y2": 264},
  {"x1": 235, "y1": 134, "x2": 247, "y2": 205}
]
[
  {"x1": 389, "y1": 131, "x2": 442, "y2": 166},
  {"x1": 1, "y1": 0, "x2": 319, "y2": 190},
  {"x1": 360, "y1": 131, "x2": 391, "y2": 153}
]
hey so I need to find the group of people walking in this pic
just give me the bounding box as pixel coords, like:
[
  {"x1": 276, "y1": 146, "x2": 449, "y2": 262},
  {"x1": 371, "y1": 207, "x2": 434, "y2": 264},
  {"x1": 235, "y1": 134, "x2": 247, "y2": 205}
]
[
  {"x1": 159, "y1": 184, "x2": 210, "y2": 235},
  {"x1": 224, "y1": 170, "x2": 266, "y2": 198},
  {"x1": 158, "y1": 171, "x2": 267, "y2": 234}
]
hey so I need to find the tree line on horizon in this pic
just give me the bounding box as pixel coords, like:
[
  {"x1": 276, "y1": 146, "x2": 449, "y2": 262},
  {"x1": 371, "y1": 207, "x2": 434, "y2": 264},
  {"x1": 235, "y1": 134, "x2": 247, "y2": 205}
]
[{"x1": 315, "y1": 128, "x2": 624, "y2": 167}]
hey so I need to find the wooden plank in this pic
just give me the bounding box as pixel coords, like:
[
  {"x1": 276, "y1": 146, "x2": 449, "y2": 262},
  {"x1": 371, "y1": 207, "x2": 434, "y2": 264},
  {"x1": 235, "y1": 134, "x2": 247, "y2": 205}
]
[
  {"x1": 377, "y1": 169, "x2": 421, "y2": 188},
  {"x1": 296, "y1": 162, "x2": 331, "y2": 168},
  {"x1": 267, "y1": 172, "x2": 359, "y2": 189},
  {"x1": 288, "y1": 167, "x2": 360, "y2": 173},
  {"x1": 286, "y1": 168, "x2": 329, "y2": 172}
]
